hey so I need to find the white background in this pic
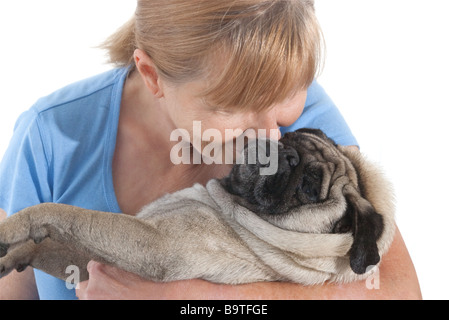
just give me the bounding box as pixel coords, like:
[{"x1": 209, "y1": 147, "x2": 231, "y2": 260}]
[{"x1": 0, "y1": 0, "x2": 448, "y2": 299}]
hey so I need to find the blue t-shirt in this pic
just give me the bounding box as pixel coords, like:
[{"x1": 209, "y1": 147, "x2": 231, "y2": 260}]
[{"x1": 0, "y1": 67, "x2": 357, "y2": 300}]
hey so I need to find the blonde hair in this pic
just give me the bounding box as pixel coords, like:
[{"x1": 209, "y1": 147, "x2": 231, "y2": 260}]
[{"x1": 102, "y1": 0, "x2": 323, "y2": 111}]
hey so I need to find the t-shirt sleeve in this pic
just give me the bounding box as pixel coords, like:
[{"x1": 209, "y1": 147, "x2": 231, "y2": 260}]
[
  {"x1": 0, "y1": 109, "x2": 52, "y2": 216},
  {"x1": 280, "y1": 81, "x2": 359, "y2": 147}
]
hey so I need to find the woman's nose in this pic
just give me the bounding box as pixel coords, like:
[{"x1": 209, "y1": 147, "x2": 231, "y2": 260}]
[
  {"x1": 255, "y1": 109, "x2": 282, "y2": 140},
  {"x1": 257, "y1": 89, "x2": 308, "y2": 132}
]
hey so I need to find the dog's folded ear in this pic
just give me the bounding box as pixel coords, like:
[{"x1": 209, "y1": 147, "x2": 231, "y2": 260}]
[{"x1": 344, "y1": 193, "x2": 384, "y2": 275}]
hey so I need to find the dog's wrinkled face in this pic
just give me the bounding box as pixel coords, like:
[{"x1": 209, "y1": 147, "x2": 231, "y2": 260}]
[{"x1": 221, "y1": 128, "x2": 384, "y2": 275}]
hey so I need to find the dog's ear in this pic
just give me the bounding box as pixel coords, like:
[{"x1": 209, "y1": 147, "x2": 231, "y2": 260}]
[{"x1": 345, "y1": 194, "x2": 384, "y2": 275}]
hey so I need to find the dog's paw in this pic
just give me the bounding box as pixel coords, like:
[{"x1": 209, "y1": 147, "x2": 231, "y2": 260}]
[
  {"x1": 0, "y1": 257, "x2": 14, "y2": 279},
  {"x1": 0, "y1": 245, "x2": 31, "y2": 279},
  {"x1": 0, "y1": 260, "x2": 28, "y2": 279}
]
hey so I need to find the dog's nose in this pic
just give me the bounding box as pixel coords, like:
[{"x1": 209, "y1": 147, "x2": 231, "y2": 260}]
[{"x1": 283, "y1": 146, "x2": 300, "y2": 167}]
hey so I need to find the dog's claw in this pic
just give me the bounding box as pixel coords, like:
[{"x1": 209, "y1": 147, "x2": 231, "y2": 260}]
[
  {"x1": 16, "y1": 264, "x2": 28, "y2": 273},
  {"x1": 0, "y1": 243, "x2": 9, "y2": 258}
]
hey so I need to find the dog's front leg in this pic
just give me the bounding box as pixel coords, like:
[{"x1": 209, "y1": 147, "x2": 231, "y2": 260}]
[{"x1": 0, "y1": 203, "x2": 167, "y2": 280}]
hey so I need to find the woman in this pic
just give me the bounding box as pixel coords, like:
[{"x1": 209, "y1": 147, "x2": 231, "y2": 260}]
[{"x1": 0, "y1": 0, "x2": 421, "y2": 300}]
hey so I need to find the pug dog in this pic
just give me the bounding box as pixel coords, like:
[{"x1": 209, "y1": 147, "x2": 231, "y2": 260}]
[{"x1": 0, "y1": 129, "x2": 395, "y2": 285}]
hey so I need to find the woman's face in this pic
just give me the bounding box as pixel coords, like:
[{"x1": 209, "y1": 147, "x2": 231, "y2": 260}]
[
  {"x1": 160, "y1": 76, "x2": 307, "y2": 164},
  {"x1": 160, "y1": 77, "x2": 308, "y2": 144}
]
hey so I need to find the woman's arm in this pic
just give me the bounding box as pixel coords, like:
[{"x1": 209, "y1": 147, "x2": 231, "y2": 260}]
[
  {"x1": 0, "y1": 209, "x2": 39, "y2": 300},
  {"x1": 76, "y1": 226, "x2": 422, "y2": 300}
]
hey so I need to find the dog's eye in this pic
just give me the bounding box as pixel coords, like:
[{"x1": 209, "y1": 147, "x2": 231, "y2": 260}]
[
  {"x1": 296, "y1": 167, "x2": 323, "y2": 203},
  {"x1": 299, "y1": 177, "x2": 319, "y2": 202}
]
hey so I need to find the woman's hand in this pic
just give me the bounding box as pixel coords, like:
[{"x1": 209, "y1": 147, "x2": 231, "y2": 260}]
[
  {"x1": 76, "y1": 227, "x2": 422, "y2": 300},
  {"x1": 77, "y1": 260, "x2": 266, "y2": 300},
  {"x1": 76, "y1": 261, "x2": 257, "y2": 300},
  {"x1": 76, "y1": 261, "x2": 156, "y2": 300}
]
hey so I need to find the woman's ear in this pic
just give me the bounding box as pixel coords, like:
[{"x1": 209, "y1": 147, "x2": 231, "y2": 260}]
[{"x1": 134, "y1": 49, "x2": 164, "y2": 98}]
